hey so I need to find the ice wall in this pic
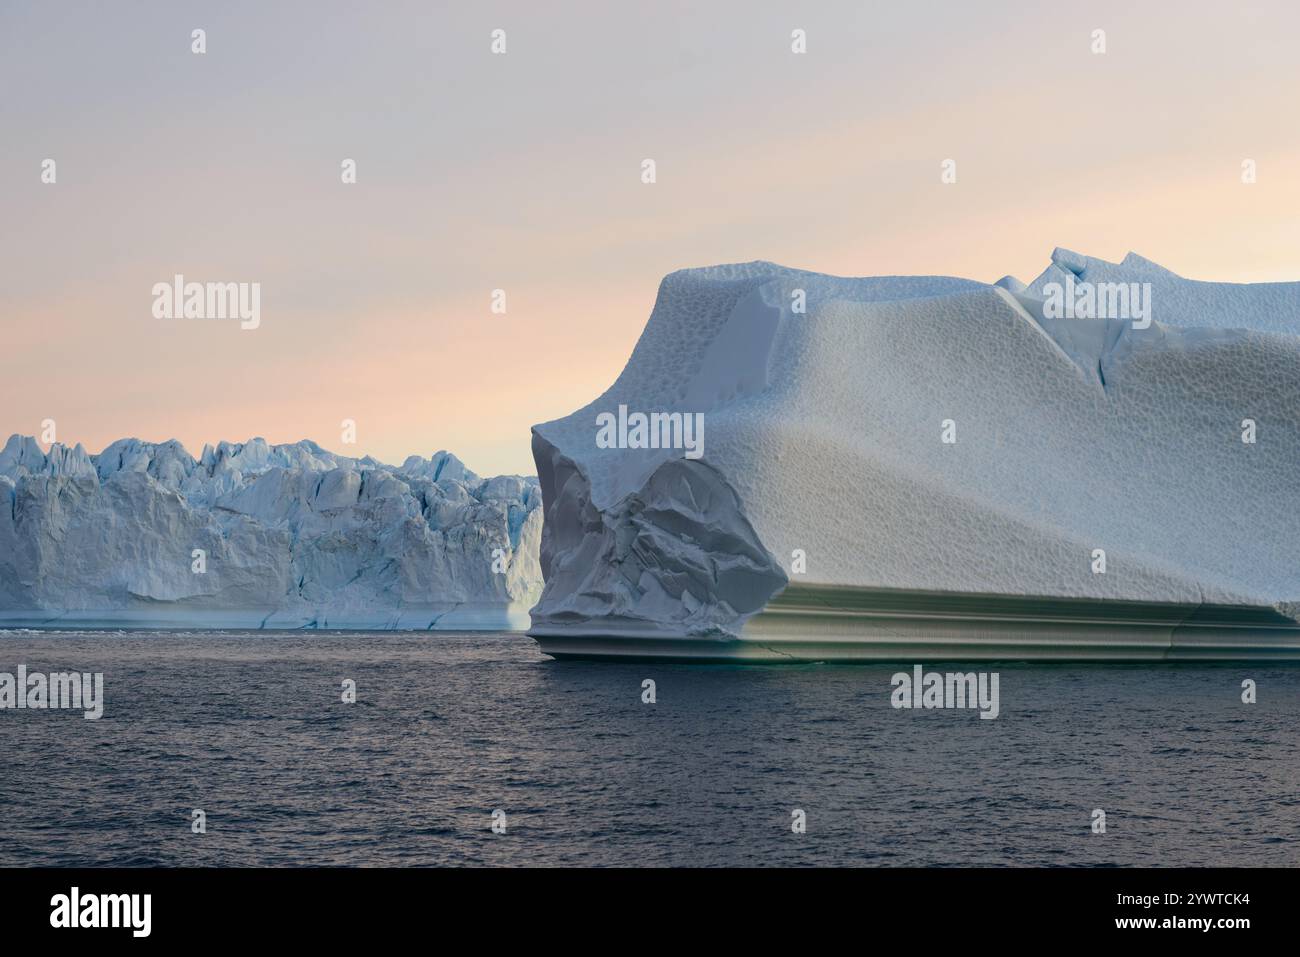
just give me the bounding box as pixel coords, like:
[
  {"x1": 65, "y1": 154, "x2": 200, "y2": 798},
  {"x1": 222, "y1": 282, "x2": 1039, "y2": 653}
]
[{"x1": 0, "y1": 436, "x2": 542, "y2": 629}]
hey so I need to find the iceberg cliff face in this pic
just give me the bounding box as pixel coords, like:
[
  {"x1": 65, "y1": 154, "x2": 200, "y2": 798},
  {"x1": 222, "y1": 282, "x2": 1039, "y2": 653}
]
[
  {"x1": 529, "y1": 249, "x2": 1300, "y2": 660},
  {"x1": 0, "y1": 436, "x2": 542, "y2": 629}
]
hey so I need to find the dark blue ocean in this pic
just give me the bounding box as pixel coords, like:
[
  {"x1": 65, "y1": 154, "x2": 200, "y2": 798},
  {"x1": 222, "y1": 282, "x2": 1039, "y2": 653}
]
[{"x1": 1, "y1": 630, "x2": 1297, "y2": 867}]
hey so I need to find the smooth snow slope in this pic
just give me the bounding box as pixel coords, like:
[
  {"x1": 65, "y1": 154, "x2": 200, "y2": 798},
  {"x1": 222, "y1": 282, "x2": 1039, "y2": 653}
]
[
  {"x1": 0, "y1": 436, "x2": 542, "y2": 629},
  {"x1": 529, "y1": 250, "x2": 1300, "y2": 660}
]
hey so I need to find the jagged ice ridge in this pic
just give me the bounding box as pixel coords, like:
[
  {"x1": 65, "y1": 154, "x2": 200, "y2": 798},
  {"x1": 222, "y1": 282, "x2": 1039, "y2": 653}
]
[{"x1": 0, "y1": 436, "x2": 542, "y2": 629}]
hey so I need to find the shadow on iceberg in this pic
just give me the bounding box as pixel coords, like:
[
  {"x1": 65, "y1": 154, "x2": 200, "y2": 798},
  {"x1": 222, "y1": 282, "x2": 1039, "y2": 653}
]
[{"x1": 529, "y1": 432, "x2": 787, "y2": 640}]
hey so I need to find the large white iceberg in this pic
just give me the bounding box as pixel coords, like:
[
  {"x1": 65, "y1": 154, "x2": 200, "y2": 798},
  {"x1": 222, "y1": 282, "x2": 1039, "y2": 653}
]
[
  {"x1": 528, "y1": 249, "x2": 1300, "y2": 660},
  {"x1": 0, "y1": 436, "x2": 542, "y2": 629}
]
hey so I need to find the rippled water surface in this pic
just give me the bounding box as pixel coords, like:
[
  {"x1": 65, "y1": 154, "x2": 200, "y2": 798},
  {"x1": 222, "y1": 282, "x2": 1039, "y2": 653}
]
[{"x1": 1, "y1": 630, "x2": 1297, "y2": 866}]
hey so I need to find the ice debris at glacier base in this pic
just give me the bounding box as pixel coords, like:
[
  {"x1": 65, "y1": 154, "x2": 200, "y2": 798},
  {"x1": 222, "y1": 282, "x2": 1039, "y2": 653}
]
[
  {"x1": 529, "y1": 248, "x2": 1300, "y2": 660},
  {"x1": 0, "y1": 436, "x2": 542, "y2": 629}
]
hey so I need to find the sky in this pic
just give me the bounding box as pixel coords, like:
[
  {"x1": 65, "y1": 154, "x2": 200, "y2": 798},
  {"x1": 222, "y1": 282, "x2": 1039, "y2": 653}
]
[{"x1": 3, "y1": 0, "x2": 1299, "y2": 476}]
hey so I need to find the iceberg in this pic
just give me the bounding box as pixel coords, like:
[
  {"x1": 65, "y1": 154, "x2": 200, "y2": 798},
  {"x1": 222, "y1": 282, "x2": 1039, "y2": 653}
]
[
  {"x1": 528, "y1": 249, "x2": 1300, "y2": 660},
  {"x1": 0, "y1": 436, "x2": 542, "y2": 629}
]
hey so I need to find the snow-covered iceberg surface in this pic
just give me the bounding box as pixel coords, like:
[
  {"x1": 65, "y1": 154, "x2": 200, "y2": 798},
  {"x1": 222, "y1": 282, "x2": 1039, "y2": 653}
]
[
  {"x1": 529, "y1": 249, "x2": 1300, "y2": 661},
  {"x1": 0, "y1": 436, "x2": 542, "y2": 629}
]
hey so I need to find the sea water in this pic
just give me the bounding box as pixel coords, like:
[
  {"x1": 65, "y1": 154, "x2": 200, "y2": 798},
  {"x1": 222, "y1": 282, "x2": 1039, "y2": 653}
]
[{"x1": 0, "y1": 630, "x2": 1296, "y2": 866}]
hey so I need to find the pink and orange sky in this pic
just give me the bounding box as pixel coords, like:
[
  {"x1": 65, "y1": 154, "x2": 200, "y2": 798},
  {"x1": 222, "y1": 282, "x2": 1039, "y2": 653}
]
[{"x1": 4, "y1": 0, "x2": 1299, "y2": 475}]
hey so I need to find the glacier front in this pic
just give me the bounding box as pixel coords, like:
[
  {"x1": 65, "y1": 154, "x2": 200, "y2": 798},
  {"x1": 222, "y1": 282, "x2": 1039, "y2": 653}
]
[
  {"x1": 0, "y1": 436, "x2": 542, "y2": 629},
  {"x1": 528, "y1": 248, "x2": 1300, "y2": 661}
]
